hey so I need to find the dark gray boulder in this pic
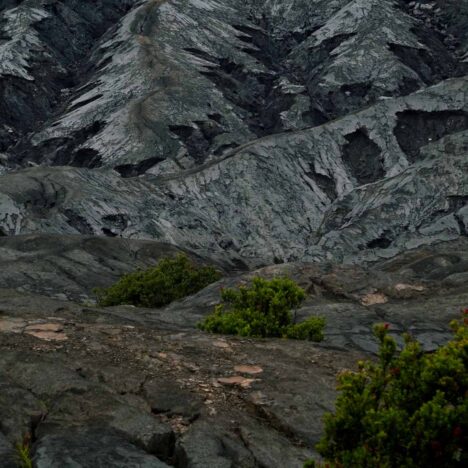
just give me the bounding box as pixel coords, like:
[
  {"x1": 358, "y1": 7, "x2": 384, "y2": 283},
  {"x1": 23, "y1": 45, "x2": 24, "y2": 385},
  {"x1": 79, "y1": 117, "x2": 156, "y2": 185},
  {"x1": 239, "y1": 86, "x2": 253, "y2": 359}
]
[
  {"x1": 34, "y1": 430, "x2": 170, "y2": 467},
  {"x1": 0, "y1": 432, "x2": 16, "y2": 468}
]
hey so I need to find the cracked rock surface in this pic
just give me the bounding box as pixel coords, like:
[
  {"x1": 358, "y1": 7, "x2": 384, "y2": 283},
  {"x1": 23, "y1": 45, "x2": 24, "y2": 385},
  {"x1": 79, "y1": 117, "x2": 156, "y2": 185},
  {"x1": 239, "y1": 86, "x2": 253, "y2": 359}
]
[
  {"x1": 1, "y1": 239, "x2": 467, "y2": 466},
  {"x1": 0, "y1": 0, "x2": 467, "y2": 466},
  {"x1": 0, "y1": 236, "x2": 466, "y2": 467}
]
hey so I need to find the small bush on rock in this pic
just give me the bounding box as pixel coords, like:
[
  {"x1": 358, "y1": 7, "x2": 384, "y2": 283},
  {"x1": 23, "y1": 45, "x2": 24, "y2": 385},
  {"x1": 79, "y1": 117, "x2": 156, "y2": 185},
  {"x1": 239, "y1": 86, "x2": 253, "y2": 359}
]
[
  {"x1": 285, "y1": 316, "x2": 326, "y2": 342},
  {"x1": 95, "y1": 254, "x2": 221, "y2": 308},
  {"x1": 198, "y1": 277, "x2": 324, "y2": 341},
  {"x1": 309, "y1": 311, "x2": 468, "y2": 468}
]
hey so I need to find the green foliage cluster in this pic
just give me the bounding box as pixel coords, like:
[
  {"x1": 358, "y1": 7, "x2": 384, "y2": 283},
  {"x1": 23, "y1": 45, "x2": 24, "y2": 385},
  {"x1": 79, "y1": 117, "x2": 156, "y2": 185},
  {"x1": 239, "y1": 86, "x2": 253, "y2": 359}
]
[
  {"x1": 198, "y1": 277, "x2": 325, "y2": 341},
  {"x1": 95, "y1": 254, "x2": 221, "y2": 308},
  {"x1": 15, "y1": 437, "x2": 32, "y2": 468},
  {"x1": 311, "y1": 312, "x2": 468, "y2": 468},
  {"x1": 284, "y1": 316, "x2": 325, "y2": 341}
]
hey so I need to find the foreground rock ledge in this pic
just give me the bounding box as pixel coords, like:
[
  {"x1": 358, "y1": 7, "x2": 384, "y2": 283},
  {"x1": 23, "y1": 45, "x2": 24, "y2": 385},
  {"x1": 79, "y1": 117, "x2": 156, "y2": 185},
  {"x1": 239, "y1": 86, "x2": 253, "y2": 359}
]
[
  {"x1": 1, "y1": 236, "x2": 467, "y2": 466},
  {"x1": 0, "y1": 289, "x2": 359, "y2": 467}
]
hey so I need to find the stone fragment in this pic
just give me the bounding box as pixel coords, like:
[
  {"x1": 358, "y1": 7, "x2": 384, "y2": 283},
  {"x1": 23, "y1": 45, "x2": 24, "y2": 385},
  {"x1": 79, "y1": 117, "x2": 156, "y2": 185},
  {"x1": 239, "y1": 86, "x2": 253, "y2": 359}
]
[
  {"x1": 142, "y1": 379, "x2": 203, "y2": 419},
  {"x1": 394, "y1": 283, "x2": 425, "y2": 292},
  {"x1": 0, "y1": 317, "x2": 25, "y2": 333},
  {"x1": 218, "y1": 376, "x2": 256, "y2": 388},
  {"x1": 234, "y1": 365, "x2": 263, "y2": 375},
  {"x1": 361, "y1": 292, "x2": 389, "y2": 306},
  {"x1": 213, "y1": 340, "x2": 231, "y2": 349},
  {"x1": 24, "y1": 322, "x2": 68, "y2": 341},
  {"x1": 0, "y1": 432, "x2": 16, "y2": 468}
]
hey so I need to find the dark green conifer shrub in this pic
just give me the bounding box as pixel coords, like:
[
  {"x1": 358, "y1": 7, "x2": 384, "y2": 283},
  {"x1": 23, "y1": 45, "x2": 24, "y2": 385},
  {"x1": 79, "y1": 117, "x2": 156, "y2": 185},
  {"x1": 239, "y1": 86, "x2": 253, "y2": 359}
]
[
  {"x1": 285, "y1": 316, "x2": 325, "y2": 342},
  {"x1": 198, "y1": 277, "x2": 324, "y2": 341},
  {"x1": 309, "y1": 311, "x2": 468, "y2": 468},
  {"x1": 95, "y1": 254, "x2": 221, "y2": 307}
]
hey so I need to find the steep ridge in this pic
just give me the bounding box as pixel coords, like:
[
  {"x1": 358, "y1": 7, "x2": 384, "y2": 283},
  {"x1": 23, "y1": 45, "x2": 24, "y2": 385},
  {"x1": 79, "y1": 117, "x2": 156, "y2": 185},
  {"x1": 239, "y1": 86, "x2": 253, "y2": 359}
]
[
  {"x1": 0, "y1": 76, "x2": 466, "y2": 265},
  {"x1": 0, "y1": 0, "x2": 137, "y2": 158},
  {"x1": 2, "y1": 0, "x2": 466, "y2": 175},
  {"x1": 0, "y1": 2, "x2": 466, "y2": 267}
]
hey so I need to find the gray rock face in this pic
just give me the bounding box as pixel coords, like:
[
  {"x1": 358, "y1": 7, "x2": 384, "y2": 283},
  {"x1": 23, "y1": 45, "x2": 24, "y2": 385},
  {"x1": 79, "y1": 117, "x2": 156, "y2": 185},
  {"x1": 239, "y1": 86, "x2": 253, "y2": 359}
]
[
  {"x1": 34, "y1": 430, "x2": 171, "y2": 467},
  {"x1": 0, "y1": 79, "x2": 467, "y2": 265},
  {"x1": 0, "y1": 432, "x2": 16, "y2": 468},
  {"x1": 0, "y1": 234, "x2": 234, "y2": 301},
  {"x1": 0, "y1": 1, "x2": 467, "y2": 465},
  {"x1": 3, "y1": 0, "x2": 466, "y2": 170},
  {"x1": 0, "y1": 0, "x2": 467, "y2": 266},
  {"x1": 0, "y1": 0, "x2": 468, "y2": 265},
  {"x1": 0, "y1": 0, "x2": 137, "y2": 153}
]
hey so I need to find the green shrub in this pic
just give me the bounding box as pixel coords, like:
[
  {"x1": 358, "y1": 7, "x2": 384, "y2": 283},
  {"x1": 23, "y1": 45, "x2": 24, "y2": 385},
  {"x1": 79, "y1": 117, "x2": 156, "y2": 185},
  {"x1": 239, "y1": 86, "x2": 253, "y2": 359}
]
[
  {"x1": 310, "y1": 312, "x2": 468, "y2": 468},
  {"x1": 285, "y1": 316, "x2": 326, "y2": 341},
  {"x1": 198, "y1": 277, "x2": 324, "y2": 341},
  {"x1": 95, "y1": 254, "x2": 221, "y2": 308},
  {"x1": 303, "y1": 461, "x2": 316, "y2": 468}
]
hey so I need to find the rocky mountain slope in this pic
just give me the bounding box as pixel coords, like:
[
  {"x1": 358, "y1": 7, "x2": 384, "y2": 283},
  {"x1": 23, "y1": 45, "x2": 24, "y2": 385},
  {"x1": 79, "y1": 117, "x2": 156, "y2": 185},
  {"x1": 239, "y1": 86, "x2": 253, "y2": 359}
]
[
  {"x1": 0, "y1": 0, "x2": 467, "y2": 466},
  {"x1": 0, "y1": 0, "x2": 466, "y2": 266}
]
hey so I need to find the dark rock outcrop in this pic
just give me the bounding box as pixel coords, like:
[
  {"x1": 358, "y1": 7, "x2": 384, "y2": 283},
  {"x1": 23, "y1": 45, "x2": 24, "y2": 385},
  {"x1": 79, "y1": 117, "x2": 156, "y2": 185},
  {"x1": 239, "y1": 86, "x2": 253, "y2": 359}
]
[{"x1": 0, "y1": 234, "x2": 236, "y2": 301}]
